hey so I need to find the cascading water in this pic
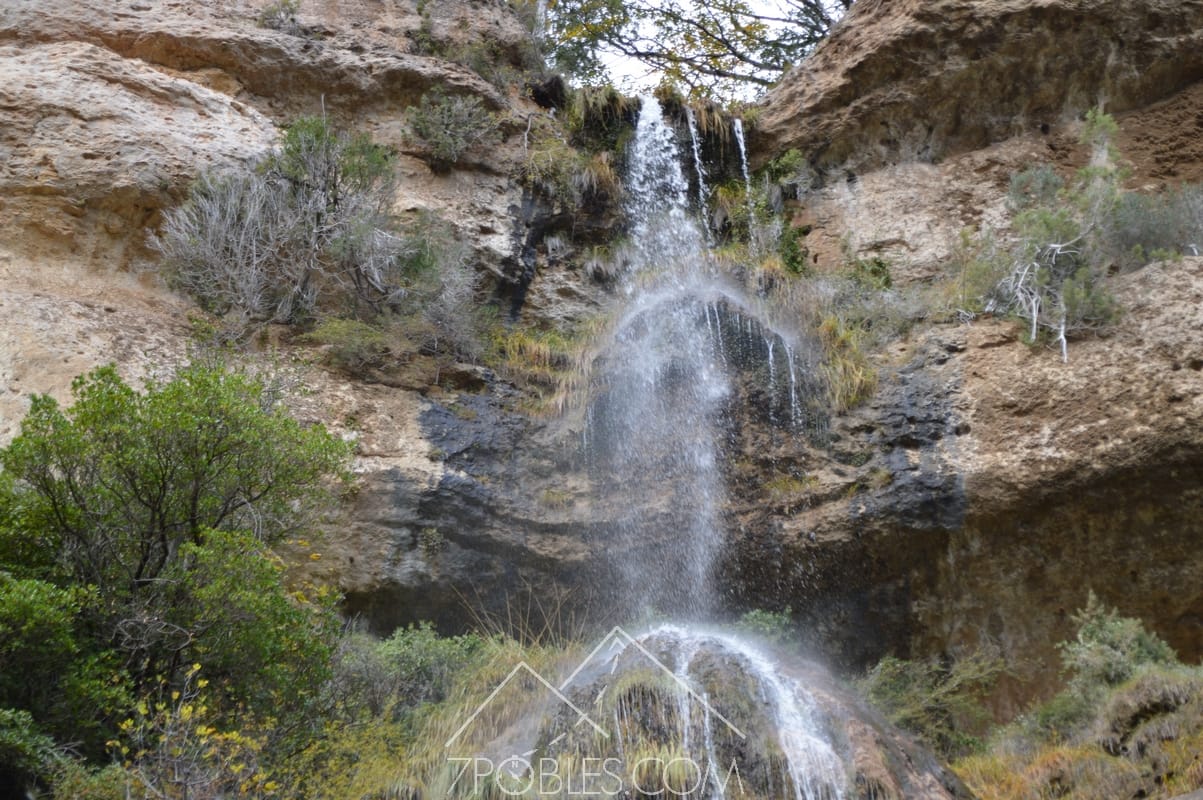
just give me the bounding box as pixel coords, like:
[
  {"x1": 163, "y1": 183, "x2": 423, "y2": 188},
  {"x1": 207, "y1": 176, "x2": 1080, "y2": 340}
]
[
  {"x1": 733, "y1": 117, "x2": 755, "y2": 230},
  {"x1": 685, "y1": 106, "x2": 710, "y2": 217},
  {"x1": 429, "y1": 95, "x2": 968, "y2": 800},
  {"x1": 587, "y1": 96, "x2": 817, "y2": 618},
  {"x1": 574, "y1": 97, "x2": 847, "y2": 798}
]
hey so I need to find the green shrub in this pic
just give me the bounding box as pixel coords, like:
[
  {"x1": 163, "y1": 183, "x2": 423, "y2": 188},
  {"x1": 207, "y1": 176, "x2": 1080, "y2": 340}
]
[
  {"x1": 379, "y1": 623, "x2": 486, "y2": 707},
  {"x1": 849, "y1": 255, "x2": 893, "y2": 290},
  {"x1": 303, "y1": 317, "x2": 391, "y2": 375},
  {"x1": 1059, "y1": 592, "x2": 1175, "y2": 692},
  {"x1": 408, "y1": 91, "x2": 500, "y2": 171},
  {"x1": 1012, "y1": 687, "x2": 1096, "y2": 745},
  {"x1": 779, "y1": 223, "x2": 810, "y2": 275},
  {"x1": 257, "y1": 0, "x2": 300, "y2": 33},
  {"x1": 859, "y1": 649, "x2": 1004, "y2": 760},
  {"x1": 735, "y1": 607, "x2": 796, "y2": 645},
  {"x1": 953, "y1": 604, "x2": 1203, "y2": 800},
  {"x1": 1096, "y1": 185, "x2": 1203, "y2": 271},
  {"x1": 0, "y1": 709, "x2": 58, "y2": 790},
  {"x1": 0, "y1": 363, "x2": 349, "y2": 711},
  {"x1": 1007, "y1": 164, "x2": 1064, "y2": 211},
  {"x1": 965, "y1": 112, "x2": 1203, "y2": 356},
  {"x1": 156, "y1": 117, "x2": 402, "y2": 326}
]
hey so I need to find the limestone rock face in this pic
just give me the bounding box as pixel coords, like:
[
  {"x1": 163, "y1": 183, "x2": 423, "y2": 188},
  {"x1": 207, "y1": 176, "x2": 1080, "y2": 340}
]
[
  {"x1": 755, "y1": 0, "x2": 1203, "y2": 174},
  {"x1": 0, "y1": 0, "x2": 534, "y2": 269},
  {"x1": 0, "y1": 0, "x2": 507, "y2": 119},
  {"x1": 0, "y1": 0, "x2": 598, "y2": 638},
  {"x1": 722, "y1": 258, "x2": 1203, "y2": 712},
  {"x1": 0, "y1": 39, "x2": 277, "y2": 265},
  {"x1": 733, "y1": 0, "x2": 1203, "y2": 709}
]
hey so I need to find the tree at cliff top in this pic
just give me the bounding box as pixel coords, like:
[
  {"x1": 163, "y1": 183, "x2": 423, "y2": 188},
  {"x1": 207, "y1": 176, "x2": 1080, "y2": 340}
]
[{"x1": 542, "y1": 0, "x2": 851, "y2": 99}]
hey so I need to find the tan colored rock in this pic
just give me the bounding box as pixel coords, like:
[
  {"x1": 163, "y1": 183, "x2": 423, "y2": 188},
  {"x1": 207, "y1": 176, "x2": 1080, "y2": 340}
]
[
  {"x1": 0, "y1": 246, "x2": 193, "y2": 441},
  {"x1": 927, "y1": 258, "x2": 1203, "y2": 710},
  {"x1": 0, "y1": 40, "x2": 276, "y2": 264},
  {"x1": 755, "y1": 0, "x2": 1203, "y2": 174},
  {"x1": 788, "y1": 76, "x2": 1203, "y2": 283},
  {"x1": 728, "y1": 258, "x2": 1203, "y2": 713},
  {"x1": 0, "y1": 0, "x2": 593, "y2": 638},
  {"x1": 0, "y1": 0, "x2": 507, "y2": 119}
]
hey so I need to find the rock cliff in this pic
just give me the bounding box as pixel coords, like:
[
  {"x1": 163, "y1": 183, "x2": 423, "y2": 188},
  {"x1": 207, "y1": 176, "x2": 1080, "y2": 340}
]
[
  {"x1": 754, "y1": 0, "x2": 1203, "y2": 175},
  {"x1": 1, "y1": 0, "x2": 1202, "y2": 720},
  {"x1": 744, "y1": 0, "x2": 1203, "y2": 709}
]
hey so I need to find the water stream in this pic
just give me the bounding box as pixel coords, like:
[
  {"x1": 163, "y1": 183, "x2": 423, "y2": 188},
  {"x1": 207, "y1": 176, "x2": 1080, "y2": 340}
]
[
  {"x1": 574, "y1": 97, "x2": 847, "y2": 798},
  {"x1": 586, "y1": 97, "x2": 817, "y2": 617}
]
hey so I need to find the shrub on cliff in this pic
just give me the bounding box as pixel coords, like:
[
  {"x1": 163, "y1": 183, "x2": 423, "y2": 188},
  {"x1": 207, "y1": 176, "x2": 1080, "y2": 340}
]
[
  {"x1": 859, "y1": 647, "x2": 1005, "y2": 759},
  {"x1": 155, "y1": 117, "x2": 407, "y2": 326},
  {"x1": 407, "y1": 91, "x2": 500, "y2": 171},
  {"x1": 954, "y1": 599, "x2": 1203, "y2": 800}
]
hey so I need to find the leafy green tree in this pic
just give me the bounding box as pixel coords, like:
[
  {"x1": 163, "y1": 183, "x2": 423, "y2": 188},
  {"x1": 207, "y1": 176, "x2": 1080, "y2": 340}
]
[
  {"x1": 0, "y1": 362, "x2": 349, "y2": 689},
  {"x1": 0, "y1": 576, "x2": 132, "y2": 770},
  {"x1": 542, "y1": 0, "x2": 852, "y2": 99},
  {"x1": 1, "y1": 364, "x2": 349, "y2": 591},
  {"x1": 407, "y1": 91, "x2": 500, "y2": 171},
  {"x1": 172, "y1": 529, "x2": 339, "y2": 719}
]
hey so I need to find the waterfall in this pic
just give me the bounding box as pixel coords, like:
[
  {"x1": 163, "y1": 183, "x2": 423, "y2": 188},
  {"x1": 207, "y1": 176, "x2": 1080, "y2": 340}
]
[
  {"x1": 685, "y1": 106, "x2": 710, "y2": 215},
  {"x1": 587, "y1": 95, "x2": 817, "y2": 618},
  {"x1": 570, "y1": 97, "x2": 845, "y2": 799},
  {"x1": 733, "y1": 117, "x2": 753, "y2": 215},
  {"x1": 563, "y1": 625, "x2": 848, "y2": 800},
  {"x1": 586, "y1": 96, "x2": 726, "y2": 617}
]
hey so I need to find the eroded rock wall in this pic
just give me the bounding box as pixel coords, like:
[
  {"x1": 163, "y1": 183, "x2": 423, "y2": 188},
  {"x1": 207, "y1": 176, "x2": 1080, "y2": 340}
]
[{"x1": 754, "y1": 0, "x2": 1203, "y2": 175}]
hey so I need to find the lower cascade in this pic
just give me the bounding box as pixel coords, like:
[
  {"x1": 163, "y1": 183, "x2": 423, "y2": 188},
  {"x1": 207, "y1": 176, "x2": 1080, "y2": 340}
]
[
  {"x1": 544, "y1": 625, "x2": 848, "y2": 800},
  {"x1": 429, "y1": 97, "x2": 968, "y2": 800}
]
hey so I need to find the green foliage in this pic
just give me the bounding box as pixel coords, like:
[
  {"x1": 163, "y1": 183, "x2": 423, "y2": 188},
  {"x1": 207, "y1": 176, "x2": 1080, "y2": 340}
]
[
  {"x1": 327, "y1": 624, "x2": 487, "y2": 723},
  {"x1": 849, "y1": 255, "x2": 893, "y2": 290},
  {"x1": 764, "y1": 147, "x2": 817, "y2": 200},
  {"x1": 1007, "y1": 164, "x2": 1064, "y2": 211},
  {"x1": 0, "y1": 708, "x2": 59, "y2": 788},
  {"x1": 0, "y1": 576, "x2": 82, "y2": 711},
  {"x1": 1012, "y1": 687, "x2": 1096, "y2": 745},
  {"x1": 543, "y1": 0, "x2": 850, "y2": 100},
  {"x1": 46, "y1": 761, "x2": 130, "y2": 800},
  {"x1": 408, "y1": 91, "x2": 500, "y2": 171},
  {"x1": 156, "y1": 117, "x2": 403, "y2": 326},
  {"x1": 954, "y1": 603, "x2": 1203, "y2": 800},
  {"x1": 380, "y1": 623, "x2": 487, "y2": 707},
  {"x1": 303, "y1": 317, "x2": 391, "y2": 375},
  {"x1": 735, "y1": 607, "x2": 796, "y2": 645},
  {"x1": 257, "y1": 0, "x2": 300, "y2": 33},
  {"x1": 175, "y1": 529, "x2": 339, "y2": 719},
  {"x1": 1059, "y1": 592, "x2": 1175, "y2": 692},
  {"x1": 1081, "y1": 106, "x2": 1119, "y2": 153},
  {"x1": 1098, "y1": 184, "x2": 1203, "y2": 271},
  {"x1": 520, "y1": 117, "x2": 622, "y2": 210},
  {"x1": 859, "y1": 649, "x2": 1005, "y2": 760},
  {"x1": 779, "y1": 223, "x2": 811, "y2": 275},
  {"x1": 1, "y1": 364, "x2": 349, "y2": 592},
  {"x1": 955, "y1": 116, "x2": 1133, "y2": 354},
  {"x1": 967, "y1": 112, "x2": 1202, "y2": 353},
  {"x1": 817, "y1": 313, "x2": 878, "y2": 411},
  {"x1": 0, "y1": 362, "x2": 349, "y2": 771},
  {"x1": 565, "y1": 84, "x2": 639, "y2": 154},
  {"x1": 943, "y1": 228, "x2": 1009, "y2": 316}
]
